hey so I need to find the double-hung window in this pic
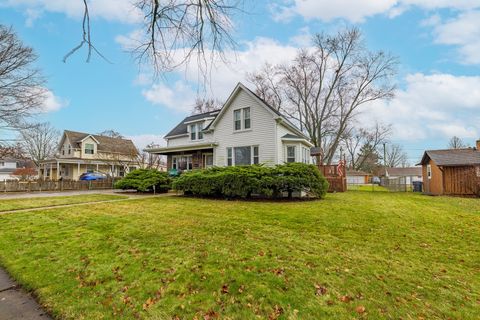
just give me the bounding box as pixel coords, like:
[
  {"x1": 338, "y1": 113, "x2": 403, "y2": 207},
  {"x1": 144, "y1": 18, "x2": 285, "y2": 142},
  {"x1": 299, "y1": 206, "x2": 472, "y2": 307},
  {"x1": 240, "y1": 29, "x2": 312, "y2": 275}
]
[
  {"x1": 190, "y1": 124, "x2": 197, "y2": 140},
  {"x1": 244, "y1": 108, "x2": 251, "y2": 129},
  {"x1": 85, "y1": 143, "x2": 94, "y2": 155},
  {"x1": 253, "y1": 146, "x2": 259, "y2": 164},
  {"x1": 427, "y1": 164, "x2": 432, "y2": 179},
  {"x1": 233, "y1": 107, "x2": 251, "y2": 131},
  {"x1": 226, "y1": 146, "x2": 259, "y2": 166},
  {"x1": 234, "y1": 110, "x2": 242, "y2": 130},
  {"x1": 227, "y1": 148, "x2": 233, "y2": 166},
  {"x1": 190, "y1": 123, "x2": 204, "y2": 140},
  {"x1": 286, "y1": 146, "x2": 296, "y2": 163}
]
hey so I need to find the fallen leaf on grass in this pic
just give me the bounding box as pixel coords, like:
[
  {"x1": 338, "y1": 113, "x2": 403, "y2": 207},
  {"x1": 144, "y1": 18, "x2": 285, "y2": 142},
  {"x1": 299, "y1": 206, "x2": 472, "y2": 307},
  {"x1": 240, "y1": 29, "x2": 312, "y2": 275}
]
[
  {"x1": 355, "y1": 305, "x2": 366, "y2": 314},
  {"x1": 238, "y1": 285, "x2": 245, "y2": 293},
  {"x1": 340, "y1": 295, "x2": 352, "y2": 303},
  {"x1": 221, "y1": 284, "x2": 229, "y2": 294},
  {"x1": 268, "y1": 305, "x2": 283, "y2": 320},
  {"x1": 314, "y1": 284, "x2": 327, "y2": 296}
]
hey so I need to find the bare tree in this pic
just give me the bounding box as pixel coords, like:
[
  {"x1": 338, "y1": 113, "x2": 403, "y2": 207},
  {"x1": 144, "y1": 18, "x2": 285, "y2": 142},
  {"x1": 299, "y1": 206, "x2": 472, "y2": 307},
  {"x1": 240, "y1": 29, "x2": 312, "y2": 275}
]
[
  {"x1": 0, "y1": 25, "x2": 45, "y2": 137},
  {"x1": 135, "y1": 143, "x2": 166, "y2": 170},
  {"x1": 447, "y1": 136, "x2": 467, "y2": 149},
  {"x1": 385, "y1": 144, "x2": 408, "y2": 168},
  {"x1": 249, "y1": 27, "x2": 397, "y2": 164},
  {"x1": 343, "y1": 123, "x2": 391, "y2": 170},
  {"x1": 19, "y1": 122, "x2": 60, "y2": 166},
  {"x1": 66, "y1": 0, "x2": 244, "y2": 76},
  {"x1": 97, "y1": 130, "x2": 124, "y2": 139},
  {"x1": 192, "y1": 97, "x2": 223, "y2": 114}
]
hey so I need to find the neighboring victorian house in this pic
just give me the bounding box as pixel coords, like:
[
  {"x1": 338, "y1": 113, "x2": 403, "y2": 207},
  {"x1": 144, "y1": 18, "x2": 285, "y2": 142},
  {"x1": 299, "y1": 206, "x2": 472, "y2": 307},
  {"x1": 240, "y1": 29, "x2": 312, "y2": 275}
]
[
  {"x1": 418, "y1": 143, "x2": 480, "y2": 196},
  {"x1": 39, "y1": 130, "x2": 139, "y2": 180},
  {"x1": 146, "y1": 83, "x2": 313, "y2": 170}
]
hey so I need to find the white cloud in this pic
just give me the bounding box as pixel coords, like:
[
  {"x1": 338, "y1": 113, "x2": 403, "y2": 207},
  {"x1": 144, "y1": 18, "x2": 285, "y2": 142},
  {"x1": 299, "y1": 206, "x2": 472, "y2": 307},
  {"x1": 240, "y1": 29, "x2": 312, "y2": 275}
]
[
  {"x1": 40, "y1": 89, "x2": 68, "y2": 113},
  {"x1": 0, "y1": 0, "x2": 142, "y2": 24},
  {"x1": 142, "y1": 81, "x2": 197, "y2": 112},
  {"x1": 429, "y1": 11, "x2": 480, "y2": 64},
  {"x1": 126, "y1": 134, "x2": 166, "y2": 150},
  {"x1": 360, "y1": 73, "x2": 480, "y2": 141},
  {"x1": 276, "y1": 0, "x2": 480, "y2": 23},
  {"x1": 139, "y1": 37, "x2": 300, "y2": 111}
]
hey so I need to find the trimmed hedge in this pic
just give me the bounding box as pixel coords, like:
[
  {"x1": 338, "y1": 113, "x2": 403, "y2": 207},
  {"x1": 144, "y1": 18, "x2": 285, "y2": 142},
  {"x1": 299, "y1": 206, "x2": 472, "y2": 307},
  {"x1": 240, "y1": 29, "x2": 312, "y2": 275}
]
[
  {"x1": 115, "y1": 169, "x2": 171, "y2": 192},
  {"x1": 172, "y1": 163, "x2": 328, "y2": 199}
]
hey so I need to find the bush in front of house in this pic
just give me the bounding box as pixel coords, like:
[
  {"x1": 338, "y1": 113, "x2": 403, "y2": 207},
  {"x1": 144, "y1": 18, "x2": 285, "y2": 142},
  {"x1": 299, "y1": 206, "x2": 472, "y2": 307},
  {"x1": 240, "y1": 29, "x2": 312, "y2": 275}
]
[
  {"x1": 115, "y1": 169, "x2": 171, "y2": 192},
  {"x1": 172, "y1": 163, "x2": 328, "y2": 199}
]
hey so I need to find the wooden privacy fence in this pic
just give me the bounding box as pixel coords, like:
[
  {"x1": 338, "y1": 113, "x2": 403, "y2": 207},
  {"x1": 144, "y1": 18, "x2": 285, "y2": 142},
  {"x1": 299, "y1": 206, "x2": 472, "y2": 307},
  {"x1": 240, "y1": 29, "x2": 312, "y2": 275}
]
[
  {"x1": 318, "y1": 164, "x2": 347, "y2": 193},
  {"x1": 0, "y1": 179, "x2": 120, "y2": 193}
]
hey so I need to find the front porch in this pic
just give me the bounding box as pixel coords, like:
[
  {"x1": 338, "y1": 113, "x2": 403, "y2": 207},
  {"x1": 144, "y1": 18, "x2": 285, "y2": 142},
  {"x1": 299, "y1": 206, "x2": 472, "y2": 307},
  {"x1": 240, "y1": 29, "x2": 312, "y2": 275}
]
[
  {"x1": 39, "y1": 159, "x2": 137, "y2": 181},
  {"x1": 147, "y1": 142, "x2": 217, "y2": 172}
]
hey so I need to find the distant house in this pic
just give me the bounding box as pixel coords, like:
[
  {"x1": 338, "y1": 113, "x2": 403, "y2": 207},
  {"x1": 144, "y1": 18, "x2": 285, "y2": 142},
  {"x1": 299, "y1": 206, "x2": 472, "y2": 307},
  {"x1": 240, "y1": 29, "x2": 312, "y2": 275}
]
[
  {"x1": 146, "y1": 83, "x2": 313, "y2": 170},
  {"x1": 0, "y1": 158, "x2": 19, "y2": 181},
  {"x1": 378, "y1": 167, "x2": 422, "y2": 185},
  {"x1": 418, "y1": 145, "x2": 480, "y2": 196},
  {"x1": 39, "y1": 130, "x2": 139, "y2": 180},
  {"x1": 346, "y1": 170, "x2": 371, "y2": 184}
]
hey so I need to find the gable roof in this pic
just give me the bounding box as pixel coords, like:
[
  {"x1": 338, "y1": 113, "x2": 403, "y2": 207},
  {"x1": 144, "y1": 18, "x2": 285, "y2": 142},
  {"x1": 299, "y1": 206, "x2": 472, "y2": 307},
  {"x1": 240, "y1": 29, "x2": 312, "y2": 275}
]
[
  {"x1": 164, "y1": 110, "x2": 220, "y2": 138},
  {"x1": 379, "y1": 167, "x2": 422, "y2": 176},
  {"x1": 419, "y1": 148, "x2": 480, "y2": 166},
  {"x1": 63, "y1": 130, "x2": 138, "y2": 155},
  {"x1": 206, "y1": 83, "x2": 309, "y2": 140}
]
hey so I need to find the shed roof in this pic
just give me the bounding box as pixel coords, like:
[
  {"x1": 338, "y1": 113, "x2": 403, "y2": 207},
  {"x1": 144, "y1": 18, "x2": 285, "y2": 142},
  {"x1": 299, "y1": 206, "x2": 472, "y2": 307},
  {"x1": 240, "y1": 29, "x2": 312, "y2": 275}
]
[
  {"x1": 419, "y1": 148, "x2": 480, "y2": 166},
  {"x1": 64, "y1": 130, "x2": 137, "y2": 155}
]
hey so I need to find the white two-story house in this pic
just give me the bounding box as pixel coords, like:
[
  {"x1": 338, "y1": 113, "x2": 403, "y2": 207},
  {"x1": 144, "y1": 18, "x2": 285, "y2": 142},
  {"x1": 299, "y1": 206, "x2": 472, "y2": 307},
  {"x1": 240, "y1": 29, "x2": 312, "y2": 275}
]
[{"x1": 146, "y1": 83, "x2": 313, "y2": 170}]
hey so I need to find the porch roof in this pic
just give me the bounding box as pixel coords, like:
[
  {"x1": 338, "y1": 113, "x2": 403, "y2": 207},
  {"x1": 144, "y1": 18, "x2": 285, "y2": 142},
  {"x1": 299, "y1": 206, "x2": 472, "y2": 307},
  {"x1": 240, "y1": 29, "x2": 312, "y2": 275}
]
[
  {"x1": 145, "y1": 142, "x2": 217, "y2": 155},
  {"x1": 39, "y1": 158, "x2": 134, "y2": 166}
]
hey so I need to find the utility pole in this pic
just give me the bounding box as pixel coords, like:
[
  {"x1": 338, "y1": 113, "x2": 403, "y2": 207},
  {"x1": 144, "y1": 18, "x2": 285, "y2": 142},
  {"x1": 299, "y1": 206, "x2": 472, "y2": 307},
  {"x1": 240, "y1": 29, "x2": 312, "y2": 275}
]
[{"x1": 383, "y1": 142, "x2": 387, "y2": 168}]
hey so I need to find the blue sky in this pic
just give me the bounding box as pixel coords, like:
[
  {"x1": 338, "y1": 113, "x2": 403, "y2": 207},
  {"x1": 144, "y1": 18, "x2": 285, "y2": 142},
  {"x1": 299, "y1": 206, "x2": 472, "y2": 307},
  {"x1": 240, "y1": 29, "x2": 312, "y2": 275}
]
[{"x1": 1, "y1": 0, "x2": 480, "y2": 164}]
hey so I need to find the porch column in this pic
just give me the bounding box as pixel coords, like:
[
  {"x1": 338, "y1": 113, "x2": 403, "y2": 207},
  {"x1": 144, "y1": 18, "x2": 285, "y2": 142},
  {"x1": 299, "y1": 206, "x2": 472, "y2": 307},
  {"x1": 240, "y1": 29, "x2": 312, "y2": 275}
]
[
  {"x1": 96, "y1": 163, "x2": 99, "y2": 172},
  {"x1": 77, "y1": 162, "x2": 80, "y2": 180},
  {"x1": 49, "y1": 163, "x2": 53, "y2": 179},
  {"x1": 56, "y1": 161, "x2": 59, "y2": 180},
  {"x1": 111, "y1": 164, "x2": 114, "y2": 177}
]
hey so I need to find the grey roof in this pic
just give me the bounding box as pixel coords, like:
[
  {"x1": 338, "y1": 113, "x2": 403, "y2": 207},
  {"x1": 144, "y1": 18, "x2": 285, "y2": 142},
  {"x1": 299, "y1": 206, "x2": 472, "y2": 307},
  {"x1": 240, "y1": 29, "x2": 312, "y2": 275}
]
[
  {"x1": 166, "y1": 83, "x2": 309, "y2": 141},
  {"x1": 0, "y1": 168, "x2": 15, "y2": 173},
  {"x1": 380, "y1": 167, "x2": 422, "y2": 176},
  {"x1": 282, "y1": 134, "x2": 304, "y2": 139},
  {"x1": 164, "y1": 110, "x2": 220, "y2": 138},
  {"x1": 419, "y1": 148, "x2": 480, "y2": 166},
  {"x1": 347, "y1": 170, "x2": 370, "y2": 176},
  {"x1": 64, "y1": 130, "x2": 138, "y2": 155}
]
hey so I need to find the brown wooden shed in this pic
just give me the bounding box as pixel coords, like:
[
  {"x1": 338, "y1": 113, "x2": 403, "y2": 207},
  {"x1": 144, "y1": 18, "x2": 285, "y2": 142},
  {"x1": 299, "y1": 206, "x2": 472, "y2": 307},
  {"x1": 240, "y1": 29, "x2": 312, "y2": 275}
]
[{"x1": 418, "y1": 146, "x2": 480, "y2": 196}]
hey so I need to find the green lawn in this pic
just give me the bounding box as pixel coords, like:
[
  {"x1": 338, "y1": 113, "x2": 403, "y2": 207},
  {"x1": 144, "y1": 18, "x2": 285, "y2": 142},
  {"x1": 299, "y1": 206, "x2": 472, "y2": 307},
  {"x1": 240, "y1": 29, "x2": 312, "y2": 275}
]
[
  {"x1": 0, "y1": 192, "x2": 479, "y2": 319},
  {"x1": 0, "y1": 194, "x2": 127, "y2": 212}
]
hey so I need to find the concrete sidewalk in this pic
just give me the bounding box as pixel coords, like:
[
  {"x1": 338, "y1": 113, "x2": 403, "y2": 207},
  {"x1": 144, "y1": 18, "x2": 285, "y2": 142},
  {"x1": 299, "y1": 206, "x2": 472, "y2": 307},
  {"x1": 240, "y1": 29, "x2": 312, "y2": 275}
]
[
  {"x1": 0, "y1": 269, "x2": 51, "y2": 320},
  {"x1": 0, "y1": 189, "x2": 120, "y2": 200}
]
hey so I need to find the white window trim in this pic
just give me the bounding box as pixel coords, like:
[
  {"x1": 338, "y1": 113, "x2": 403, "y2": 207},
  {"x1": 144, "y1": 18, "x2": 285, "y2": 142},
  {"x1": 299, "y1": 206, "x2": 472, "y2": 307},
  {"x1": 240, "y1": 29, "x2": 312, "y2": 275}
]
[
  {"x1": 189, "y1": 122, "x2": 204, "y2": 141},
  {"x1": 233, "y1": 107, "x2": 252, "y2": 132},
  {"x1": 226, "y1": 145, "x2": 259, "y2": 166},
  {"x1": 286, "y1": 145, "x2": 296, "y2": 163},
  {"x1": 427, "y1": 164, "x2": 432, "y2": 179},
  {"x1": 172, "y1": 155, "x2": 193, "y2": 171}
]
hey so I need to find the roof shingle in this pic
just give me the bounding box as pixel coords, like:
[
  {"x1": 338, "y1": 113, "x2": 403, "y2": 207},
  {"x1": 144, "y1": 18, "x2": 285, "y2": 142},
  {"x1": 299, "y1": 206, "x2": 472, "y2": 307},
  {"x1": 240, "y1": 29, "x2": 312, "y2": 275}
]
[
  {"x1": 64, "y1": 130, "x2": 137, "y2": 155},
  {"x1": 420, "y1": 148, "x2": 480, "y2": 166}
]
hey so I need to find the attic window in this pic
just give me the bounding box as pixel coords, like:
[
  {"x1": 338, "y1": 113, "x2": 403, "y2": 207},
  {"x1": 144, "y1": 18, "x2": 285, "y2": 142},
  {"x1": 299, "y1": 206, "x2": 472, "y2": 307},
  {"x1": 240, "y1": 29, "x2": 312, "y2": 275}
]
[
  {"x1": 233, "y1": 107, "x2": 251, "y2": 131},
  {"x1": 190, "y1": 123, "x2": 204, "y2": 140},
  {"x1": 85, "y1": 143, "x2": 94, "y2": 155}
]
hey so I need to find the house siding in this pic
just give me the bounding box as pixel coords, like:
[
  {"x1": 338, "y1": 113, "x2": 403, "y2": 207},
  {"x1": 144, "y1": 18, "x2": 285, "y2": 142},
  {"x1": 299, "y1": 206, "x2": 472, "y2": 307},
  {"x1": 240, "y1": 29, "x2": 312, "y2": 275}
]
[
  {"x1": 213, "y1": 90, "x2": 277, "y2": 166},
  {"x1": 422, "y1": 159, "x2": 444, "y2": 195}
]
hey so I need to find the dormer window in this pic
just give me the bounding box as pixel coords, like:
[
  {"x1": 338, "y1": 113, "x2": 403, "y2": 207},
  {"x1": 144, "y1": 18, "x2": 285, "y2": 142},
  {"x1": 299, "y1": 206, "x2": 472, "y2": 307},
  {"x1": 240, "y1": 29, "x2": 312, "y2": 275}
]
[
  {"x1": 85, "y1": 143, "x2": 94, "y2": 155},
  {"x1": 190, "y1": 122, "x2": 204, "y2": 141},
  {"x1": 190, "y1": 124, "x2": 197, "y2": 140},
  {"x1": 234, "y1": 107, "x2": 251, "y2": 131}
]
